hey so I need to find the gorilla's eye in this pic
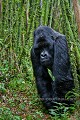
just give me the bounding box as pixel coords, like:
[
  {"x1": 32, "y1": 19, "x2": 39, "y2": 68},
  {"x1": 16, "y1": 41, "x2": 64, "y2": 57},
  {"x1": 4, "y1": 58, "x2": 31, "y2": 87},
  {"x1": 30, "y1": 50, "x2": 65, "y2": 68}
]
[
  {"x1": 34, "y1": 47, "x2": 39, "y2": 51},
  {"x1": 34, "y1": 47, "x2": 40, "y2": 53},
  {"x1": 34, "y1": 47, "x2": 42, "y2": 55},
  {"x1": 38, "y1": 42, "x2": 51, "y2": 49}
]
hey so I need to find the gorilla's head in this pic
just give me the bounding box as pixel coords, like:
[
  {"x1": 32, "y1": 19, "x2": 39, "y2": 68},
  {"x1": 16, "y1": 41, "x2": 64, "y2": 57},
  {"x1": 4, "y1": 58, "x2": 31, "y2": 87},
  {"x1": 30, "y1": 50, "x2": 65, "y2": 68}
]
[
  {"x1": 32, "y1": 26, "x2": 71, "y2": 77},
  {"x1": 33, "y1": 28, "x2": 54, "y2": 68}
]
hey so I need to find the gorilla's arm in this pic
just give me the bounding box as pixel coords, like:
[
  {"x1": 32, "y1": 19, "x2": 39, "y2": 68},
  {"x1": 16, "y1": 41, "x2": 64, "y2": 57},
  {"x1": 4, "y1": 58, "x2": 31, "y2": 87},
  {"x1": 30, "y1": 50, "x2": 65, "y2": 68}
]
[
  {"x1": 31, "y1": 48, "x2": 54, "y2": 109},
  {"x1": 53, "y1": 35, "x2": 74, "y2": 98}
]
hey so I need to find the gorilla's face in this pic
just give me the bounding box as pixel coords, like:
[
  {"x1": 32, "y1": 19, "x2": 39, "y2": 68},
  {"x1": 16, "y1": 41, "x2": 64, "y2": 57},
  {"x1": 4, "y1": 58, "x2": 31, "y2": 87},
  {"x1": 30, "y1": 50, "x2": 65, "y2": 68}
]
[{"x1": 34, "y1": 37, "x2": 54, "y2": 68}]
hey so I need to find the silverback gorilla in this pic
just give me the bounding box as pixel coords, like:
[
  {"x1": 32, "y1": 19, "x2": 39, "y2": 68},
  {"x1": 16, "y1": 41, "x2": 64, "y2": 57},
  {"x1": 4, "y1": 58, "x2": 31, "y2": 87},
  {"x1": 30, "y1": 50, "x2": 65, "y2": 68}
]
[{"x1": 31, "y1": 26, "x2": 74, "y2": 109}]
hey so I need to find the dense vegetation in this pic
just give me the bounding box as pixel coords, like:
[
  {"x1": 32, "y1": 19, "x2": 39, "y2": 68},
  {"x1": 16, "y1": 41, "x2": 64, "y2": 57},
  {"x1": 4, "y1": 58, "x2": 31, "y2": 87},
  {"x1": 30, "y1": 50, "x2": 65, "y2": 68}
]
[{"x1": 0, "y1": 0, "x2": 80, "y2": 119}]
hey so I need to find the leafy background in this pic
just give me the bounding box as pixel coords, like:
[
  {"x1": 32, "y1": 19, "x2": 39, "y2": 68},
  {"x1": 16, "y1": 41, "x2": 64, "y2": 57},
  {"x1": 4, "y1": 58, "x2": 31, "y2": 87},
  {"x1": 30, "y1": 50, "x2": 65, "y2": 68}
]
[{"x1": 0, "y1": 0, "x2": 80, "y2": 119}]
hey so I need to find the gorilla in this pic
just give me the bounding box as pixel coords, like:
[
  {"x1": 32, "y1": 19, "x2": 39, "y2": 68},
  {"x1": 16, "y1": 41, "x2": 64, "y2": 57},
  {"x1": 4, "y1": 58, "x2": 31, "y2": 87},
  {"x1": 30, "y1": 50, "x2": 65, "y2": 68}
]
[{"x1": 31, "y1": 26, "x2": 74, "y2": 109}]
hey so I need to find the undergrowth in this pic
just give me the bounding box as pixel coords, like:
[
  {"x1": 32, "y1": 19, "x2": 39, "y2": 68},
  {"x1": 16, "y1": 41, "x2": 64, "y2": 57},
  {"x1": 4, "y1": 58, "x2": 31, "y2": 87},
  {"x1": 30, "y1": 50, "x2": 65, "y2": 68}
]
[
  {"x1": 0, "y1": 0, "x2": 80, "y2": 119},
  {"x1": 0, "y1": 62, "x2": 80, "y2": 120}
]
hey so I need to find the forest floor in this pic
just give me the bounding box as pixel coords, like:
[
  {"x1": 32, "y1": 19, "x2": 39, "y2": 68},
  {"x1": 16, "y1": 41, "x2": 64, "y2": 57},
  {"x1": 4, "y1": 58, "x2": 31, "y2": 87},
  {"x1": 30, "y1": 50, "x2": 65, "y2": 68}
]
[
  {"x1": 0, "y1": 78, "x2": 80, "y2": 120},
  {"x1": 0, "y1": 80, "x2": 52, "y2": 120}
]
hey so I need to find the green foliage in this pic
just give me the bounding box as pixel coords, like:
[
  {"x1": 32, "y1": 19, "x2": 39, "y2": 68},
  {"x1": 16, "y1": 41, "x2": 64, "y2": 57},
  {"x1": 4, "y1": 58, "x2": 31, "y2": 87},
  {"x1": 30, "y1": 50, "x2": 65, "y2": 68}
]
[
  {"x1": 60, "y1": 0, "x2": 80, "y2": 92},
  {"x1": 9, "y1": 76, "x2": 27, "y2": 91},
  {"x1": 0, "y1": 107, "x2": 22, "y2": 120},
  {"x1": 49, "y1": 103, "x2": 76, "y2": 120},
  {"x1": 26, "y1": 115, "x2": 33, "y2": 120},
  {"x1": 48, "y1": 69, "x2": 55, "y2": 81},
  {"x1": 0, "y1": 0, "x2": 80, "y2": 119},
  {"x1": 0, "y1": 83, "x2": 7, "y2": 94}
]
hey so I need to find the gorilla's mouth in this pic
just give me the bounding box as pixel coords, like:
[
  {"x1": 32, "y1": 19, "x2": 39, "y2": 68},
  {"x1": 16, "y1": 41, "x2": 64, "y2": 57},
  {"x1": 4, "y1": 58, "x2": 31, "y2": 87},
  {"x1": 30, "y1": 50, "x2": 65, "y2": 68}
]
[
  {"x1": 40, "y1": 58, "x2": 49, "y2": 62},
  {"x1": 40, "y1": 58, "x2": 50, "y2": 66}
]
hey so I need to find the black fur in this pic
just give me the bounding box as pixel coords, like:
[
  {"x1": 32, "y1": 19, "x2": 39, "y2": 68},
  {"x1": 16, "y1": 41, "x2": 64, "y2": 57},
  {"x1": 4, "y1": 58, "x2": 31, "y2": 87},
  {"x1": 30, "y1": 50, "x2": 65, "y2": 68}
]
[{"x1": 31, "y1": 26, "x2": 74, "y2": 109}]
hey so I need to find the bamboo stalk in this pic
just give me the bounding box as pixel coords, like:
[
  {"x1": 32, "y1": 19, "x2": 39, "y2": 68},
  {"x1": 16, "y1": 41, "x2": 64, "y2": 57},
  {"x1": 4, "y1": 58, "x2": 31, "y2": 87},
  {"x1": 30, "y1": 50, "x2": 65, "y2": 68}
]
[
  {"x1": 0, "y1": 0, "x2": 2, "y2": 18},
  {"x1": 60, "y1": 0, "x2": 79, "y2": 92},
  {"x1": 73, "y1": 0, "x2": 80, "y2": 37},
  {"x1": 49, "y1": 0, "x2": 54, "y2": 27}
]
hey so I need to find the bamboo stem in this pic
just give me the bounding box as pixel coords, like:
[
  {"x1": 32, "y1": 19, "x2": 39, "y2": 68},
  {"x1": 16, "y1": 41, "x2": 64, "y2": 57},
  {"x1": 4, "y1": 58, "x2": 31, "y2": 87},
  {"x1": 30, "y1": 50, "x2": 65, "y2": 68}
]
[{"x1": 73, "y1": 0, "x2": 80, "y2": 37}]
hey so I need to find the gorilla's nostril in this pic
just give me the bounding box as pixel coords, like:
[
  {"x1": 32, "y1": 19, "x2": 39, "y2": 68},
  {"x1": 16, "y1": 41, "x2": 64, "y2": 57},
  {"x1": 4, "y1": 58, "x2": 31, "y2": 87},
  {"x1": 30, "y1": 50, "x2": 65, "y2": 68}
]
[
  {"x1": 41, "y1": 53, "x2": 47, "y2": 58},
  {"x1": 40, "y1": 51, "x2": 48, "y2": 59}
]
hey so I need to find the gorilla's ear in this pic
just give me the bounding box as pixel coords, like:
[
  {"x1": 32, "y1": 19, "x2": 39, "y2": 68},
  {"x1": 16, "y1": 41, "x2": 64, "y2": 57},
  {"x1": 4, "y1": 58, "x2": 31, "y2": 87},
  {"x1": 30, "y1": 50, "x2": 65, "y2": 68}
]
[{"x1": 53, "y1": 35, "x2": 70, "y2": 78}]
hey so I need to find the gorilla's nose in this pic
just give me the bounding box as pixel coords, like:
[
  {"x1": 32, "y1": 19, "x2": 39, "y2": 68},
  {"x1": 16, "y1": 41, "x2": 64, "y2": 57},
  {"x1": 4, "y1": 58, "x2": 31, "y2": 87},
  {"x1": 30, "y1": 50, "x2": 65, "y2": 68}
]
[{"x1": 40, "y1": 51, "x2": 47, "y2": 59}]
